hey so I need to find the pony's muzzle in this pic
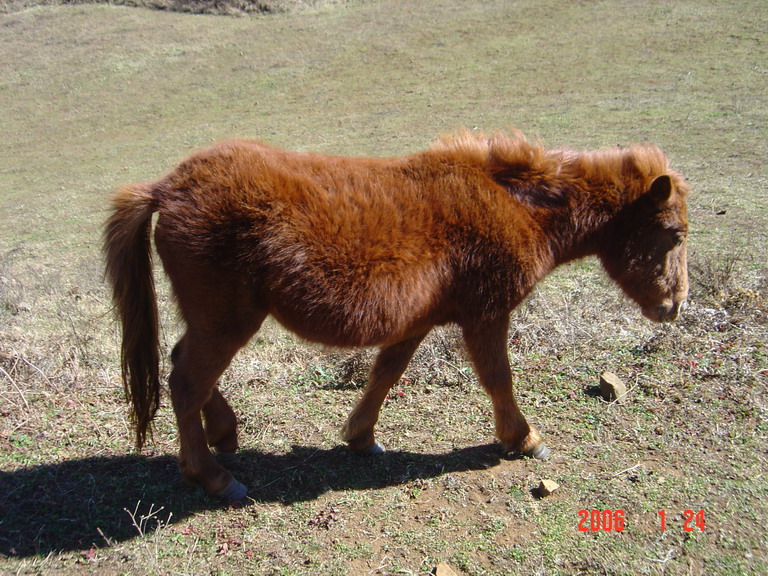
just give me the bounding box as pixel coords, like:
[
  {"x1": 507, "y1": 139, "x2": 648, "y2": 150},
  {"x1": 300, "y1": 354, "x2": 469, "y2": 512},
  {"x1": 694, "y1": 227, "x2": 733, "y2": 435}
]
[
  {"x1": 642, "y1": 298, "x2": 686, "y2": 323},
  {"x1": 656, "y1": 299, "x2": 687, "y2": 322}
]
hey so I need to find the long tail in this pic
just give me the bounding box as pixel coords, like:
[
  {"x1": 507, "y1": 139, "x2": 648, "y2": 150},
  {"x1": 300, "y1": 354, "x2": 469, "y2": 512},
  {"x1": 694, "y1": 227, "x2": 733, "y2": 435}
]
[{"x1": 103, "y1": 183, "x2": 160, "y2": 450}]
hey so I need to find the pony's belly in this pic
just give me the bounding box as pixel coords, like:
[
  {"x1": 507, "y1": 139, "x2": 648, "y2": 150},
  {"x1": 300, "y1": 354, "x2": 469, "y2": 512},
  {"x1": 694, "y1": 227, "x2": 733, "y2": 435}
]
[{"x1": 268, "y1": 300, "x2": 434, "y2": 348}]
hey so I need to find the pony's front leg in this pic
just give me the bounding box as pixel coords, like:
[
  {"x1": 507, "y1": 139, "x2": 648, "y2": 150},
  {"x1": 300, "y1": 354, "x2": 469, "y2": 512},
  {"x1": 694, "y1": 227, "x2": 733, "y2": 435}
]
[
  {"x1": 341, "y1": 332, "x2": 428, "y2": 453},
  {"x1": 169, "y1": 337, "x2": 247, "y2": 500},
  {"x1": 462, "y1": 317, "x2": 550, "y2": 459}
]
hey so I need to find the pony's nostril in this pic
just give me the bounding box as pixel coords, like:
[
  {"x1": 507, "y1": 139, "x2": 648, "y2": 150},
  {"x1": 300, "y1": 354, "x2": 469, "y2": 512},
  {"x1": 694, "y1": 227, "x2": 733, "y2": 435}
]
[
  {"x1": 671, "y1": 299, "x2": 688, "y2": 318},
  {"x1": 659, "y1": 299, "x2": 687, "y2": 322}
]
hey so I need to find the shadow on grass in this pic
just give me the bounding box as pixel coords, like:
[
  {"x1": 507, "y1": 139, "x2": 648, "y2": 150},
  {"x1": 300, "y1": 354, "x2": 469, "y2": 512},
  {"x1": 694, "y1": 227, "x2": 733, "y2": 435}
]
[{"x1": 0, "y1": 443, "x2": 503, "y2": 557}]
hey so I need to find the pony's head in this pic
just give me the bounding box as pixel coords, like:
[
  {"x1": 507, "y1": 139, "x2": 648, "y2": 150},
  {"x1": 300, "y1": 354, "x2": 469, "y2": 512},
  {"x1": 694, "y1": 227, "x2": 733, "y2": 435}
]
[{"x1": 599, "y1": 173, "x2": 690, "y2": 322}]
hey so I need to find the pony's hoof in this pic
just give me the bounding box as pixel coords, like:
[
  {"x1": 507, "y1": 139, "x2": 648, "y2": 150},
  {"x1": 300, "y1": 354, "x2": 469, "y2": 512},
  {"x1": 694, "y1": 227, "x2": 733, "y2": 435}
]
[
  {"x1": 525, "y1": 443, "x2": 551, "y2": 460},
  {"x1": 346, "y1": 437, "x2": 386, "y2": 455},
  {"x1": 363, "y1": 441, "x2": 386, "y2": 455},
  {"x1": 213, "y1": 477, "x2": 247, "y2": 501},
  {"x1": 504, "y1": 442, "x2": 551, "y2": 460},
  {"x1": 349, "y1": 441, "x2": 385, "y2": 455}
]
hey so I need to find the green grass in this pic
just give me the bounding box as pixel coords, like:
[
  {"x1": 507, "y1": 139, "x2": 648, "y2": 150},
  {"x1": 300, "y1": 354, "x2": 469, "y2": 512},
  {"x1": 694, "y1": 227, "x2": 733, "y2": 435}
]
[{"x1": 2, "y1": 1, "x2": 767, "y2": 575}]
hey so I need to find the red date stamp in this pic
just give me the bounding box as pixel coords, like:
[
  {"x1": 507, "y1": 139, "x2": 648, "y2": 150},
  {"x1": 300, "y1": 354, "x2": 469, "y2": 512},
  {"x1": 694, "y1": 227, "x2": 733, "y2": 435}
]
[
  {"x1": 658, "y1": 509, "x2": 705, "y2": 532},
  {"x1": 577, "y1": 509, "x2": 626, "y2": 532},
  {"x1": 577, "y1": 509, "x2": 706, "y2": 532}
]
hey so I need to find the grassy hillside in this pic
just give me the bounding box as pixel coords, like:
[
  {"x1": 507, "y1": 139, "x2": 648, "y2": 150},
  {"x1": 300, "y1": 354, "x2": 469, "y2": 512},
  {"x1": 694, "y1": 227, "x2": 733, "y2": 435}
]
[{"x1": 1, "y1": 1, "x2": 766, "y2": 574}]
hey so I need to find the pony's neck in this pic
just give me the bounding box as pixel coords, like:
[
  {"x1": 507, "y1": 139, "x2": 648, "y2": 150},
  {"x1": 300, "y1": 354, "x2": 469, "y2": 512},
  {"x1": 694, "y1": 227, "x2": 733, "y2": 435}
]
[
  {"x1": 432, "y1": 132, "x2": 668, "y2": 275},
  {"x1": 532, "y1": 147, "x2": 653, "y2": 266}
]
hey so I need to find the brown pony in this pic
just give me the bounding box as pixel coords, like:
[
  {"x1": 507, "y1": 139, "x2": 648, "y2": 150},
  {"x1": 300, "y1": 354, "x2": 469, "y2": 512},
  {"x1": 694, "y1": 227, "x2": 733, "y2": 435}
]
[{"x1": 104, "y1": 131, "x2": 689, "y2": 499}]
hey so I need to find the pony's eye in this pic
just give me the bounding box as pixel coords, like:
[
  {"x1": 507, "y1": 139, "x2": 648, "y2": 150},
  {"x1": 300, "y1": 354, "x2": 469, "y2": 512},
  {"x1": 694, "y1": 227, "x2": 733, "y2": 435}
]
[{"x1": 662, "y1": 227, "x2": 685, "y2": 246}]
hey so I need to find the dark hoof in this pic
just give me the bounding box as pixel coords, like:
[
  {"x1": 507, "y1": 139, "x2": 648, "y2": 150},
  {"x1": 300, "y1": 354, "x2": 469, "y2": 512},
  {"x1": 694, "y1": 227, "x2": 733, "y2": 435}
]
[
  {"x1": 351, "y1": 441, "x2": 385, "y2": 455},
  {"x1": 504, "y1": 443, "x2": 551, "y2": 460},
  {"x1": 525, "y1": 443, "x2": 551, "y2": 460},
  {"x1": 213, "y1": 477, "x2": 247, "y2": 501},
  {"x1": 365, "y1": 441, "x2": 386, "y2": 455}
]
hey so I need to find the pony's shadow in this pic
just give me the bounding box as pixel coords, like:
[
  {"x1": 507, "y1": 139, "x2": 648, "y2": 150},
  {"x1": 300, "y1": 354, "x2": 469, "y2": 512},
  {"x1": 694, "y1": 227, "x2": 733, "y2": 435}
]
[{"x1": 0, "y1": 443, "x2": 502, "y2": 557}]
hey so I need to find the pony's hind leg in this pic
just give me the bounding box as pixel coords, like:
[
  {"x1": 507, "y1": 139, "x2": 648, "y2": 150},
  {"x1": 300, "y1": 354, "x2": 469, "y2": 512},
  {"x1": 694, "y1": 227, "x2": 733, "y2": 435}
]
[
  {"x1": 341, "y1": 332, "x2": 428, "y2": 453},
  {"x1": 169, "y1": 333, "x2": 248, "y2": 499},
  {"x1": 462, "y1": 318, "x2": 550, "y2": 460},
  {"x1": 171, "y1": 340, "x2": 241, "y2": 457},
  {"x1": 167, "y1": 298, "x2": 266, "y2": 500},
  {"x1": 203, "y1": 386, "x2": 239, "y2": 457}
]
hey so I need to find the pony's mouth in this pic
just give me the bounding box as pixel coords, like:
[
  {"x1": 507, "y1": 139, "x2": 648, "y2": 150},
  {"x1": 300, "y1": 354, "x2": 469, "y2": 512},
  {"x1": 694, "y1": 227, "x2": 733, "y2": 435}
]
[{"x1": 643, "y1": 300, "x2": 686, "y2": 323}]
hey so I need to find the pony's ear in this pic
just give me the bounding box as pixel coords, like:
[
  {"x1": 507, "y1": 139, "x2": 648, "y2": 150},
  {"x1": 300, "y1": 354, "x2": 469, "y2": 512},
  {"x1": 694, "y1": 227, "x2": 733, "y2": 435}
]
[{"x1": 648, "y1": 174, "x2": 673, "y2": 207}]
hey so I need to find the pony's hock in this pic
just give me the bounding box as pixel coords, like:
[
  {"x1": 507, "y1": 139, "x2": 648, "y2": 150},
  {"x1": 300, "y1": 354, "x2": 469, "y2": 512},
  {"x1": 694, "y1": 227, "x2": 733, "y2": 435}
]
[{"x1": 104, "y1": 130, "x2": 689, "y2": 499}]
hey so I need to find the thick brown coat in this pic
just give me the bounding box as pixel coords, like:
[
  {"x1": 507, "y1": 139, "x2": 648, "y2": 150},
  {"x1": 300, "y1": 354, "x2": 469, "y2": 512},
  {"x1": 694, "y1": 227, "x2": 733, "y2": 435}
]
[{"x1": 104, "y1": 131, "x2": 689, "y2": 498}]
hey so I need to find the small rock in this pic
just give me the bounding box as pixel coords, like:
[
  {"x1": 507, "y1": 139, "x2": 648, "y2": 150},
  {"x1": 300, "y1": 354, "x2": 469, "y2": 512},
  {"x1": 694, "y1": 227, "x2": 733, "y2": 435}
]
[
  {"x1": 599, "y1": 371, "x2": 627, "y2": 403},
  {"x1": 538, "y1": 479, "x2": 559, "y2": 497},
  {"x1": 433, "y1": 563, "x2": 458, "y2": 576}
]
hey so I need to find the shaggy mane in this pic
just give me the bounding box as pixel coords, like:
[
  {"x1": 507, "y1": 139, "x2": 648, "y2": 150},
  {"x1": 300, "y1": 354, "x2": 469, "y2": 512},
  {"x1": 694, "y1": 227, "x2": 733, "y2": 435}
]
[{"x1": 431, "y1": 130, "x2": 684, "y2": 205}]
